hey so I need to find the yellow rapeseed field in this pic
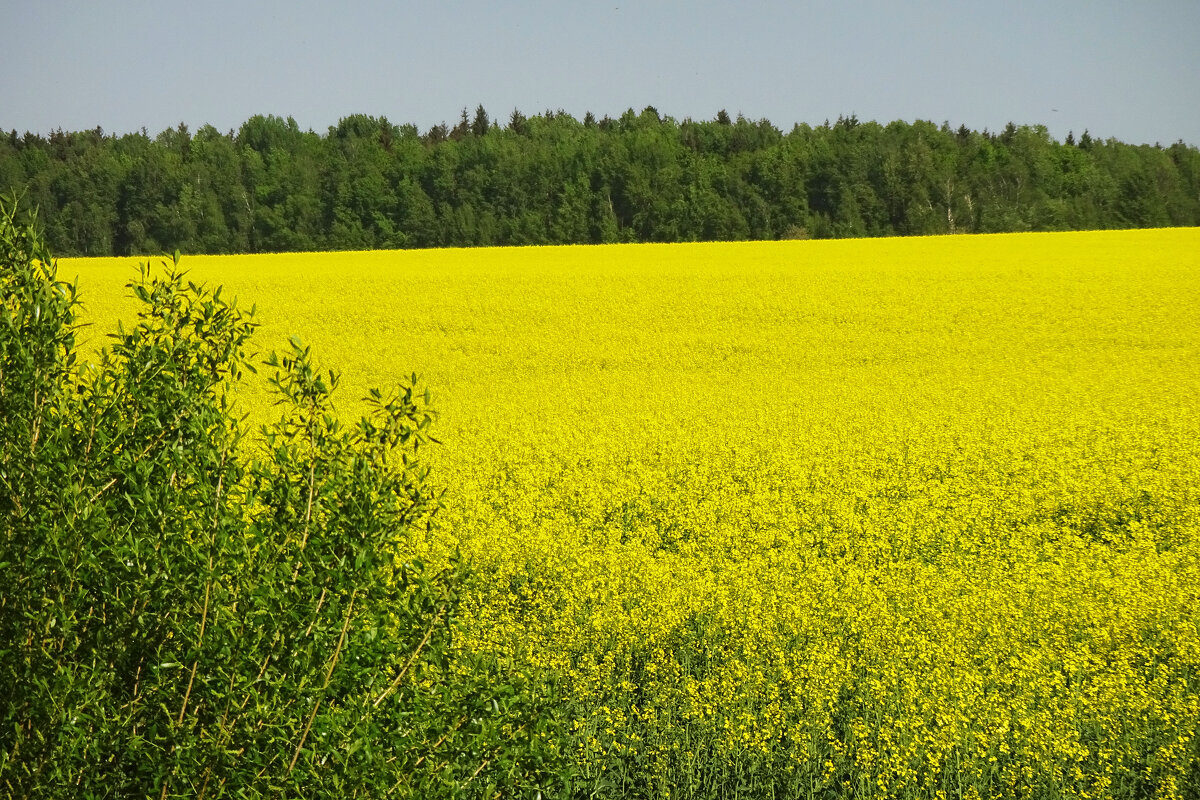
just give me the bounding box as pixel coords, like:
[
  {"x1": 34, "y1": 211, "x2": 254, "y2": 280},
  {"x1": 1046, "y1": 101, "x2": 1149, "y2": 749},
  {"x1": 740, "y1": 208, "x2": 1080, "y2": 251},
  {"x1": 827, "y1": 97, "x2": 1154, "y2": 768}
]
[{"x1": 64, "y1": 229, "x2": 1200, "y2": 798}]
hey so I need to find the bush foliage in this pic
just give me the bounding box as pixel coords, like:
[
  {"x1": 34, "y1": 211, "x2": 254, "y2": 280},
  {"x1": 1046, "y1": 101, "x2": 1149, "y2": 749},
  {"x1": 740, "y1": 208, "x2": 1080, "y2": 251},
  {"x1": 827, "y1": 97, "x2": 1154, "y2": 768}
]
[{"x1": 0, "y1": 197, "x2": 564, "y2": 798}]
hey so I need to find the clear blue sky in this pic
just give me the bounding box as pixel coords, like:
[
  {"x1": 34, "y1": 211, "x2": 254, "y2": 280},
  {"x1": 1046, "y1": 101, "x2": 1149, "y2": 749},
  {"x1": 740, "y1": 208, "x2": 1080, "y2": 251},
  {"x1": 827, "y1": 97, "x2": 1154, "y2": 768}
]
[{"x1": 3, "y1": 0, "x2": 1199, "y2": 146}]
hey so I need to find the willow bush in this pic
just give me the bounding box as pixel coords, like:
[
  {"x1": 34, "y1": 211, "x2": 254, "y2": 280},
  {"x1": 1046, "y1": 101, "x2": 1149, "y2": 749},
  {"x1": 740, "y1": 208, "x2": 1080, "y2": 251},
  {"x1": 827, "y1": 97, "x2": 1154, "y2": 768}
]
[{"x1": 0, "y1": 196, "x2": 565, "y2": 798}]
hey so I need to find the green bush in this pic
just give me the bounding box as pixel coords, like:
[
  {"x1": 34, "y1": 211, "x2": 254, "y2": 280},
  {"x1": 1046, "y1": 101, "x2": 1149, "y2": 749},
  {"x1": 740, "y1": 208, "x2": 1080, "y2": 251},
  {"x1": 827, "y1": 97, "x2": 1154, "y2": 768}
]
[{"x1": 0, "y1": 197, "x2": 566, "y2": 798}]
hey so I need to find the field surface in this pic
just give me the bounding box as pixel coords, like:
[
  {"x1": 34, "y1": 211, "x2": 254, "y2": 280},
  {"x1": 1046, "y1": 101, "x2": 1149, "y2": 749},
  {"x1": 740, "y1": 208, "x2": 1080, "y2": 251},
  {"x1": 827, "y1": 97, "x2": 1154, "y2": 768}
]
[{"x1": 64, "y1": 230, "x2": 1200, "y2": 798}]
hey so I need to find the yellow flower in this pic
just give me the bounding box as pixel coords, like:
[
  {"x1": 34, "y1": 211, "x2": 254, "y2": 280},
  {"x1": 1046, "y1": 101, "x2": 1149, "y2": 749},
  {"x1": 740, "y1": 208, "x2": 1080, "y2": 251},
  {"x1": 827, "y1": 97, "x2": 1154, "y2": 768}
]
[{"x1": 65, "y1": 228, "x2": 1200, "y2": 795}]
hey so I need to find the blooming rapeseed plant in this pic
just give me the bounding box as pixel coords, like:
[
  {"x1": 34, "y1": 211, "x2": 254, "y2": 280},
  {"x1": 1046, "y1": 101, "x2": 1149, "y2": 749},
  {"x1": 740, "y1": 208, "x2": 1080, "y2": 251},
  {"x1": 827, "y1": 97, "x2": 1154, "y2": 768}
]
[{"x1": 65, "y1": 228, "x2": 1200, "y2": 798}]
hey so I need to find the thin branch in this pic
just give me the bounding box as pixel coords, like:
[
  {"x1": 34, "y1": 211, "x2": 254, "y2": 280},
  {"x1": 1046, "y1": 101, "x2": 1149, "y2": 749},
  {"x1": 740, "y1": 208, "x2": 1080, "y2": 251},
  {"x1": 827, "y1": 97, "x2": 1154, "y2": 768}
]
[
  {"x1": 88, "y1": 404, "x2": 191, "y2": 504},
  {"x1": 178, "y1": 661, "x2": 199, "y2": 726},
  {"x1": 373, "y1": 603, "x2": 445, "y2": 708},
  {"x1": 89, "y1": 477, "x2": 118, "y2": 504},
  {"x1": 465, "y1": 758, "x2": 491, "y2": 786},
  {"x1": 290, "y1": 421, "x2": 319, "y2": 582},
  {"x1": 413, "y1": 714, "x2": 469, "y2": 767},
  {"x1": 288, "y1": 588, "x2": 357, "y2": 774},
  {"x1": 322, "y1": 589, "x2": 356, "y2": 687},
  {"x1": 288, "y1": 699, "x2": 323, "y2": 774},
  {"x1": 178, "y1": 446, "x2": 230, "y2": 726},
  {"x1": 304, "y1": 588, "x2": 327, "y2": 637}
]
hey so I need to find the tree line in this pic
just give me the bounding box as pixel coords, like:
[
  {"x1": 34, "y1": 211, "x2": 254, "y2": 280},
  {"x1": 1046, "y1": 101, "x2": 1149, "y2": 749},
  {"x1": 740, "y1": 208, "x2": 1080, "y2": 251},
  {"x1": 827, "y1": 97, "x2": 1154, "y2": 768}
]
[{"x1": 3, "y1": 106, "x2": 1198, "y2": 256}]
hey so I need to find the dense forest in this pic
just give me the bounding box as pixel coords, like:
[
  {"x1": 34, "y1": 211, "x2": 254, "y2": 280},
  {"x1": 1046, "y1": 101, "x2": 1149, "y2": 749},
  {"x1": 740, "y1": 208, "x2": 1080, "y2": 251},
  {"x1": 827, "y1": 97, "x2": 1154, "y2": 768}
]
[{"x1": 3, "y1": 106, "x2": 1198, "y2": 256}]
